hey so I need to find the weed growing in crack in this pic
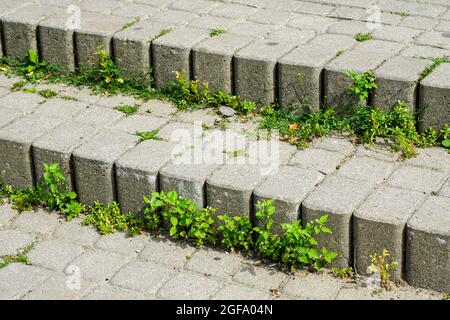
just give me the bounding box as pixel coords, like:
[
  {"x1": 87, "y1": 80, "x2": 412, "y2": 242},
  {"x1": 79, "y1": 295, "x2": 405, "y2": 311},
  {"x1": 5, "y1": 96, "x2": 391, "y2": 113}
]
[
  {"x1": 209, "y1": 28, "x2": 226, "y2": 37},
  {"x1": 418, "y1": 55, "x2": 450, "y2": 82},
  {"x1": 395, "y1": 11, "x2": 410, "y2": 17},
  {"x1": 38, "y1": 89, "x2": 58, "y2": 99},
  {"x1": 135, "y1": 129, "x2": 161, "y2": 143},
  {"x1": 354, "y1": 32, "x2": 373, "y2": 42},
  {"x1": 113, "y1": 104, "x2": 140, "y2": 116},
  {"x1": 368, "y1": 249, "x2": 398, "y2": 290},
  {"x1": 0, "y1": 243, "x2": 34, "y2": 269},
  {"x1": 331, "y1": 267, "x2": 355, "y2": 279},
  {"x1": 345, "y1": 70, "x2": 377, "y2": 102}
]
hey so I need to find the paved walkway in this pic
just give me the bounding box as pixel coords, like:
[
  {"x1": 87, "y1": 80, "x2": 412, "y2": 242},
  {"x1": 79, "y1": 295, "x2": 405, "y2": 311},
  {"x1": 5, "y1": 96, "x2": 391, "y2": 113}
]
[{"x1": 0, "y1": 204, "x2": 443, "y2": 300}]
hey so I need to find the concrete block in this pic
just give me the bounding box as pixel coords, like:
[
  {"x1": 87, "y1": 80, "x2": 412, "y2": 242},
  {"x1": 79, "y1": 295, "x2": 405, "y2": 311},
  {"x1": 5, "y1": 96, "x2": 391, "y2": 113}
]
[
  {"x1": 112, "y1": 3, "x2": 160, "y2": 19},
  {"x1": 264, "y1": 27, "x2": 315, "y2": 44},
  {"x1": 32, "y1": 121, "x2": 100, "y2": 190},
  {"x1": 290, "y1": 148, "x2": 346, "y2": 175},
  {"x1": 53, "y1": 218, "x2": 100, "y2": 247},
  {"x1": 378, "y1": 0, "x2": 446, "y2": 18},
  {"x1": 373, "y1": 56, "x2": 431, "y2": 112},
  {"x1": 212, "y1": 284, "x2": 271, "y2": 300},
  {"x1": 439, "y1": 179, "x2": 450, "y2": 197},
  {"x1": 419, "y1": 63, "x2": 450, "y2": 131},
  {"x1": 253, "y1": 165, "x2": 324, "y2": 233},
  {"x1": 169, "y1": 0, "x2": 218, "y2": 14},
  {"x1": 387, "y1": 165, "x2": 448, "y2": 194},
  {"x1": 287, "y1": 13, "x2": 338, "y2": 32},
  {"x1": 406, "y1": 196, "x2": 450, "y2": 292},
  {"x1": 209, "y1": 3, "x2": 257, "y2": 19},
  {"x1": 310, "y1": 136, "x2": 356, "y2": 156},
  {"x1": 0, "y1": 229, "x2": 36, "y2": 256},
  {"x1": 354, "y1": 186, "x2": 426, "y2": 279},
  {"x1": 96, "y1": 94, "x2": 141, "y2": 108},
  {"x1": 399, "y1": 16, "x2": 436, "y2": 31},
  {"x1": 153, "y1": 27, "x2": 209, "y2": 89},
  {"x1": 73, "y1": 106, "x2": 124, "y2": 128},
  {"x1": 248, "y1": 9, "x2": 292, "y2": 25},
  {"x1": 111, "y1": 115, "x2": 168, "y2": 134},
  {"x1": 336, "y1": 156, "x2": 397, "y2": 184},
  {"x1": 1, "y1": 4, "x2": 60, "y2": 59},
  {"x1": 78, "y1": 0, "x2": 124, "y2": 15},
  {"x1": 278, "y1": 34, "x2": 356, "y2": 109},
  {"x1": 327, "y1": 20, "x2": 372, "y2": 36},
  {"x1": 0, "y1": 205, "x2": 19, "y2": 229},
  {"x1": 28, "y1": 239, "x2": 84, "y2": 272},
  {"x1": 372, "y1": 25, "x2": 422, "y2": 44},
  {"x1": 139, "y1": 237, "x2": 196, "y2": 268},
  {"x1": 294, "y1": 1, "x2": 334, "y2": 15},
  {"x1": 32, "y1": 98, "x2": 88, "y2": 120},
  {"x1": 115, "y1": 139, "x2": 175, "y2": 214},
  {"x1": 324, "y1": 40, "x2": 404, "y2": 113},
  {"x1": 0, "y1": 91, "x2": 44, "y2": 113},
  {"x1": 83, "y1": 284, "x2": 150, "y2": 300},
  {"x1": 302, "y1": 176, "x2": 375, "y2": 267},
  {"x1": 12, "y1": 209, "x2": 61, "y2": 234},
  {"x1": 206, "y1": 163, "x2": 265, "y2": 218},
  {"x1": 188, "y1": 15, "x2": 238, "y2": 30},
  {"x1": 151, "y1": 9, "x2": 199, "y2": 25},
  {"x1": 184, "y1": 249, "x2": 242, "y2": 280},
  {"x1": 401, "y1": 45, "x2": 450, "y2": 60},
  {"x1": 234, "y1": 40, "x2": 296, "y2": 105},
  {"x1": 0, "y1": 115, "x2": 62, "y2": 188},
  {"x1": 435, "y1": 20, "x2": 450, "y2": 32},
  {"x1": 158, "y1": 272, "x2": 221, "y2": 300},
  {"x1": 74, "y1": 12, "x2": 130, "y2": 71},
  {"x1": 140, "y1": 99, "x2": 177, "y2": 118},
  {"x1": 227, "y1": 21, "x2": 277, "y2": 38},
  {"x1": 232, "y1": 264, "x2": 288, "y2": 291},
  {"x1": 113, "y1": 20, "x2": 173, "y2": 78},
  {"x1": 193, "y1": 33, "x2": 254, "y2": 93},
  {"x1": 95, "y1": 232, "x2": 149, "y2": 257},
  {"x1": 327, "y1": 6, "x2": 367, "y2": 20},
  {"x1": 0, "y1": 108, "x2": 22, "y2": 129},
  {"x1": 416, "y1": 31, "x2": 450, "y2": 50},
  {"x1": 282, "y1": 273, "x2": 343, "y2": 299},
  {"x1": 73, "y1": 130, "x2": 136, "y2": 205}
]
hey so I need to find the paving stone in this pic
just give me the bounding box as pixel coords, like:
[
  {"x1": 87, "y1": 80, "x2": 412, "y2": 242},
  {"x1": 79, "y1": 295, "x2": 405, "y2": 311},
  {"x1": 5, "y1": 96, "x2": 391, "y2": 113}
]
[
  {"x1": 73, "y1": 130, "x2": 137, "y2": 205},
  {"x1": 373, "y1": 56, "x2": 431, "y2": 112},
  {"x1": 157, "y1": 121, "x2": 204, "y2": 145},
  {"x1": 173, "y1": 108, "x2": 221, "y2": 125},
  {"x1": 310, "y1": 136, "x2": 356, "y2": 156},
  {"x1": 0, "y1": 264, "x2": 53, "y2": 299},
  {"x1": 0, "y1": 91, "x2": 44, "y2": 113},
  {"x1": 227, "y1": 21, "x2": 277, "y2": 38},
  {"x1": 23, "y1": 273, "x2": 97, "y2": 300},
  {"x1": 416, "y1": 31, "x2": 450, "y2": 50},
  {"x1": 69, "y1": 249, "x2": 132, "y2": 282},
  {"x1": 1, "y1": 4, "x2": 60, "y2": 59},
  {"x1": 112, "y1": 3, "x2": 160, "y2": 19},
  {"x1": 0, "y1": 205, "x2": 19, "y2": 229},
  {"x1": 0, "y1": 108, "x2": 22, "y2": 129},
  {"x1": 439, "y1": 179, "x2": 450, "y2": 198},
  {"x1": 53, "y1": 218, "x2": 100, "y2": 247},
  {"x1": 401, "y1": 45, "x2": 450, "y2": 59},
  {"x1": 212, "y1": 283, "x2": 271, "y2": 300},
  {"x1": 32, "y1": 98, "x2": 89, "y2": 120},
  {"x1": 153, "y1": 27, "x2": 209, "y2": 89},
  {"x1": 355, "y1": 144, "x2": 402, "y2": 162},
  {"x1": 232, "y1": 264, "x2": 288, "y2": 291},
  {"x1": 378, "y1": 0, "x2": 446, "y2": 18},
  {"x1": 419, "y1": 63, "x2": 450, "y2": 131},
  {"x1": 278, "y1": 34, "x2": 356, "y2": 109},
  {"x1": 192, "y1": 33, "x2": 254, "y2": 93},
  {"x1": 206, "y1": 163, "x2": 265, "y2": 217},
  {"x1": 253, "y1": 166, "x2": 324, "y2": 233},
  {"x1": 399, "y1": 16, "x2": 436, "y2": 31},
  {"x1": 335, "y1": 284, "x2": 385, "y2": 300},
  {"x1": 95, "y1": 232, "x2": 149, "y2": 257},
  {"x1": 327, "y1": 20, "x2": 372, "y2": 36},
  {"x1": 32, "y1": 121, "x2": 100, "y2": 190},
  {"x1": 96, "y1": 94, "x2": 141, "y2": 109},
  {"x1": 188, "y1": 15, "x2": 239, "y2": 30},
  {"x1": 73, "y1": 106, "x2": 124, "y2": 128},
  {"x1": 113, "y1": 20, "x2": 173, "y2": 78},
  {"x1": 111, "y1": 115, "x2": 168, "y2": 135},
  {"x1": 0, "y1": 229, "x2": 36, "y2": 256},
  {"x1": 294, "y1": 1, "x2": 334, "y2": 15},
  {"x1": 157, "y1": 272, "x2": 222, "y2": 299},
  {"x1": 151, "y1": 9, "x2": 199, "y2": 25},
  {"x1": 28, "y1": 239, "x2": 84, "y2": 271},
  {"x1": 111, "y1": 260, "x2": 175, "y2": 294},
  {"x1": 0, "y1": 74, "x2": 22, "y2": 88},
  {"x1": 0, "y1": 115, "x2": 62, "y2": 188},
  {"x1": 74, "y1": 12, "x2": 130, "y2": 71},
  {"x1": 169, "y1": 0, "x2": 218, "y2": 14},
  {"x1": 404, "y1": 147, "x2": 450, "y2": 172},
  {"x1": 387, "y1": 166, "x2": 448, "y2": 194},
  {"x1": 78, "y1": 0, "x2": 124, "y2": 15},
  {"x1": 234, "y1": 40, "x2": 296, "y2": 105},
  {"x1": 184, "y1": 249, "x2": 242, "y2": 280},
  {"x1": 282, "y1": 274, "x2": 342, "y2": 299},
  {"x1": 435, "y1": 20, "x2": 450, "y2": 32},
  {"x1": 287, "y1": 13, "x2": 338, "y2": 32},
  {"x1": 336, "y1": 156, "x2": 397, "y2": 184},
  {"x1": 248, "y1": 8, "x2": 292, "y2": 26},
  {"x1": 353, "y1": 186, "x2": 427, "y2": 279},
  {"x1": 290, "y1": 148, "x2": 346, "y2": 175},
  {"x1": 324, "y1": 40, "x2": 404, "y2": 113},
  {"x1": 12, "y1": 209, "x2": 62, "y2": 235},
  {"x1": 57, "y1": 86, "x2": 101, "y2": 104},
  {"x1": 139, "y1": 237, "x2": 196, "y2": 268},
  {"x1": 140, "y1": 99, "x2": 178, "y2": 118},
  {"x1": 209, "y1": 3, "x2": 257, "y2": 19},
  {"x1": 115, "y1": 139, "x2": 175, "y2": 214},
  {"x1": 264, "y1": 27, "x2": 315, "y2": 43},
  {"x1": 327, "y1": 6, "x2": 367, "y2": 20},
  {"x1": 373, "y1": 25, "x2": 422, "y2": 44},
  {"x1": 83, "y1": 284, "x2": 152, "y2": 300},
  {"x1": 406, "y1": 196, "x2": 450, "y2": 292},
  {"x1": 302, "y1": 176, "x2": 375, "y2": 267}
]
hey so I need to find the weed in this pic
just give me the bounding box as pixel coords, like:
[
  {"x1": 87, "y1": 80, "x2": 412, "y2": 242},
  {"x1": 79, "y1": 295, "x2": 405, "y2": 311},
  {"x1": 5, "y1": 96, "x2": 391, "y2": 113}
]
[
  {"x1": 38, "y1": 89, "x2": 58, "y2": 99},
  {"x1": 346, "y1": 70, "x2": 377, "y2": 102},
  {"x1": 336, "y1": 49, "x2": 345, "y2": 57},
  {"x1": 253, "y1": 200, "x2": 283, "y2": 260},
  {"x1": 217, "y1": 214, "x2": 254, "y2": 251},
  {"x1": 121, "y1": 17, "x2": 140, "y2": 31},
  {"x1": 331, "y1": 267, "x2": 354, "y2": 278},
  {"x1": 136, "y1": 129, "x2": 161, "y2": 143},
  {"x1": 152, "y1": 28, "x2": 172, "y2": 41},
  {"x1": 354, "y1": 32, "x2": 373, "y2": 42},
  {"x1": 113, "y1": 104, "x2": 140, "y2": 116},
  {"x1": 395, "y1": 11, "x2": 410, "y2": 17},
  {"x1": 8, "y1": 188, "x2": 43, "y2": 212},
  {"x1": 0, "y1": 243, "x2": 34, "y2": 269},
  {"x1": 443, "y1": 293, "x2": 450, "y2": 300},
  {"x1": 418, "y1": 56, "x2": 450, "y2": 82},
  {"x1": 23, "y1": 87, "x2": 37, "y2": 94},
  {"x1": 12, "y1": 80, "x2": 27, "y2": 91},
  {"x1": 209, "y1": 28, "x2": 225, "y2": 37},
  {"x1": 368, "y1": 249, "x2": 398, "y2": 290}
]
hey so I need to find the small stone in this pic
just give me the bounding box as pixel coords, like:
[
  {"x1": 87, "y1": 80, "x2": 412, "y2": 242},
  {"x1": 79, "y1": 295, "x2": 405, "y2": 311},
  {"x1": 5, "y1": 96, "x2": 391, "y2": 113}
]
[{"x1": 219, "y1": 106, "x2": 236, "y2": 117}]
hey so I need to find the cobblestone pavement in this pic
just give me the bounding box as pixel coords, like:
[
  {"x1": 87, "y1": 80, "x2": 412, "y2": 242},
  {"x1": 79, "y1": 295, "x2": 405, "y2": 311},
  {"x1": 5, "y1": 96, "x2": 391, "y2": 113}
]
[{"x1": 0, "y1": 204, "x2": 444, "y2": 300}]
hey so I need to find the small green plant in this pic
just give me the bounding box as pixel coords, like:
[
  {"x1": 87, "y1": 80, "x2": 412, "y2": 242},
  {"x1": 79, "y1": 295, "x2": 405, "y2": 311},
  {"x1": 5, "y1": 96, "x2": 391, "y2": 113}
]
[
  {"x1": 368, "y1": 249, "x2": 398, "y2": 290},
  {"x1": 8, "y1": 188, "x2": 43, "y2": 212},
  {"x1": 443, "y1": 293, "x2": 450, "y2": 300},
  {"x1": 418, "y1": 56, "x2": 450, "y2": 82},
  {"x1": 113, "y1": 104, "x2": 140, "y2": 116},
  {"x1": 331, "y1": 267, "x2": 354, "y2": 278},
  {"x1": 121, "y1": 17, "x2": 140, "y2": 31},
  {"x1": 395, "y1": 11, "x2": 410, "y2": 17},
  {"x1": 336, "y1": 49, "x2": 345, "y2": 57},
  {"x1": 38, "y1": 89, "x2": 58, "y2": 99},
  {"x1": 23, "y1": 87, "x2": 37, "y2": 94},
  {"x1": 12, "y1": 80, "x2": 27, "y2": 91},
  {"x1": 346, "y1": 70, "x2": 377, "y2": 102},
  {"x1": 354, "y1": 32, "x2": 373, "y2": 42},
  {"x1": 18, "y1": 50, "x2": 49, "y2": 80},
  {"x1": 217, "y1": 214, "x2": 254, "y2": 252},
  {"x1": 0, "y1": 243, "x2": 34, "y2": 269},
  {"x1": 253, "y1": 200, "x2": 283, "y2": 260},
  {"x1": 209, "y1": 28, "x2": 226, "y2": 37},
  {"x1": 152, "y1": 28, "x2": 172, "y2": 41},
  {"x1": 136, "y1": 129, "x2": 161, "y2": 143}
]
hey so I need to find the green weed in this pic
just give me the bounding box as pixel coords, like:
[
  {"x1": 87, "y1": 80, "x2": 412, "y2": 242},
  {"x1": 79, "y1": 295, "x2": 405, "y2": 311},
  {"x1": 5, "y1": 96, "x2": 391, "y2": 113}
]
[
  {"x1": 354, "y1": 32, "x2": 373, "y2": 42},
  {"x1": 136, "y1": 129, "x2": 161, "y2": 143},
  {"x1": 113, "y1": 104, "x2": 140, "y2": 116},
  {"x1": 209, "y1": 28, "x2": 225, "y2": 37},
  {"x1": 346, "y1": 70, "x2": 377, "y2": 102}
]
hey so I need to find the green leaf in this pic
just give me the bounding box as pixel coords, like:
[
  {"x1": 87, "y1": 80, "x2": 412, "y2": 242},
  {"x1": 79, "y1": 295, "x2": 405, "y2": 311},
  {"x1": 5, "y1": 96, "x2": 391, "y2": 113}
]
[
  {"x1": 442, "y1": 139, "x2": 450, "y2": 149},
  {"x1": 169, "y1": 226, "x2": 177, "y2": 236}
]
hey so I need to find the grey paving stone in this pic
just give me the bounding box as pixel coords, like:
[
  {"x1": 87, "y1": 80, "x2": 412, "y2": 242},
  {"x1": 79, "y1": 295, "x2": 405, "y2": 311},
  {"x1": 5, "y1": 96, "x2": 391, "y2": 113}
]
[
  {"x1": 212, "y1": 283, "x2": 271, "y2": 300},
  {"x1": 327, "y1": 20, "x2": 372, "y2": 37},
  {"x1": 173, "y1": 108, "x2": 221, "y2": 125},
  {"x1": 0, "y1": 205, "x2": 19, "y2": 229},
  {"x1": 324, "y1": 40, "x2": 404, "y2": 113},
  {"x1": 192, "y1": 33, "x2": 254, "y2": 93},
  {"x1": 113, "y1": 20, "x2": 173, "y2": 78},
  {"x1": 336, "y1": 156, "x2": 397, "y2": 184},
  {"x1": 157, "y1": 121, "x2": 203, "y2": 145},
  {"x1": 53, "y1": 218, "x2": 100, "y2": 247},
  {"x1": 83, "y1": 284, "x2": 152, "y2": 300},
  {"x1": 399, "y1": 16, "x2": 436, "y2": 31},
  {"x1": 115, "y1": 139, "x2": 175, "y2": 214},
  {"x1": 378, "y1": 0, "x2": 446, "y2": 18},
  {"x1": 419, "y1": 63, "x2": 450, "y2": 131},
  {"x1": 151, "y1": 9, "x2": 199, "y2": 25},
  {"x1": 160, "y1": 161, "x2": 218, "y2": 208},
  {"x1": 355, "y1": 144, "x2": 402, "y2": 162},
  {"x1": 153, "y1": 27, "x2": 209, "y2": 89},
  {"x1": 373, "y1": 56, "x2": 431, "y2": 112},
  {"x1": 290, "y1": 148, "x2": 346, "y2": 175},
  {"x1": 184, "y1": 249, "x2": 242, "y2": 280},
  {"x1": 206, "y1": 163, "x2": 265, "y2": 217},
  {"x1": 404, "y1": 147, "x2": 450, "y2": 172},
  {"x1": 278, "y1": 34, "x2": 356, "y2": 109},
  {"x1": 264, "y1": 27, "x2": 315, "y2": 44},
  {"x1": 327, "y1": 6, "x2": 367, "y2": 20},
  {"x1": 28, "y1": 239, "x2": 84, "y2": 271},
  {"x1": 294, "y1": 1, "x2": 334, "y2": 15},
  {"x1": 73, "y1": 130, "x2": 137, "y2": 205},
  {"x1": 0, "y1": 115, "x2": 63, "y2": 188},
  {"x1": 95, "y1": 94, "x2": 141, "y2": 109},
  {"x1": 234, "y1": 40, "x2": 296, "y2": 105},
  {"x1": 140, "y1": 99, "x2": 178, "y2": 118},
  {"x1": 169, "y1": 0, "x2": 218, "y2": 14},
  {"x1": 112, "y1": 3, "x2": 160, "y2": 18},
  {"x1": 373, "y1": 25, "x2": 422, "y2": 44},
  {"x1": 227, "y1": 21, "x2": 277, "y2": 38},
  {"x1": 253, "y1": 166, "x2": 324, "y2": 233},
  {"x1": 435, "y1": 19, "x2": 450, "y2": 32},
  {"x1": 302, "y1": 176, "x2": 375, "y2": 267},
  {"x1": 73, "y1": 106, "x2": 124, "y2": 128},
  {"x1": 0, "y1": 74, "x2": 21, "y2": 88},
  {"x1": 0, "y1": 229, "x2": 36, "y2": 256},
  {"x1": 406, "y1": 196, "x2": 450, "y2": 292},
  {"x1": 209, "y1": 2, "x2": 257, "y2": 19},
  {"x1": 310, "y1": 136, "x2": 356, "y2": 156},
  {"x1": 188, "y1": 15, "x2": 238, "y2": 30},
  {"x1": 287, "y1": 13, "x2": 338, "y2": 32},
  {"x1": 32, "y1": 121, "x2": 100, "y2": 190},
  {"x1": 0, "y1": 264, "x2": 53, "y2": 299},
  {"x1": 95, "y1": 232, "x2": 149, "y2": 257},
  {"x1": 401, "y1": 45, "x2": 450, "y2": 59},
  {"x1": 439, "y1": 179, "x2": 450, "y2": 198},
  {"x1": 335, "y1": 284, "x2": 384, "y2": 300},
  {"x1": 416, "y1": 31, "x2": 450, "y2": 50},
  {"x1": 111, "y1": 260, "x2": 175, "y2": 294},
  {"x1": 32, "y1": 98, "x2": 89, "y2": 120},
  {"x1": 12, "y1": 209, "x2": 62, "y2": 235},
  {"x1": 23, "y1": 273, "x2": 97, "y2": 300},
  {"x1": 111, "y1": 115, "x2": 168, "y2": 135},
  {"x1": 0, "y1": 91, "x2": 44, "y2": 113},
  {"x1": 78, "y1": 0, "x2": 124, "y2": 15},
  {"x1": 57, "y1": 86, "x2": 101, "y2": 104},
  {"x1": 248, "y1": 8, "x2": 292, "y2": 26},
  {"x1": 1, "y1": 4, "x2": 60, "y2": 59},
  {"x1": 282, "y1": 274, "x2": 342, "y2": 300},
  {"x1": 232, "y1": 264, "x2": 288, "y2": 291},
  {"x1": 157, "y1": 272, "x2": 222, "y2": 299},
  {"x1": 69, "y1": 249, "x2": 132, "y2": 282},
  {"x1": 387, "y1": 166, "x2": 448, "y2": 194},
  {"x1": 0, "y1": 108, "x2": 22, "y2": 129},
  {"x1": 139, "y1": 236, "x2": 196, "y2": 268},
  {"x1": 74, "y1": 12, "x2": 130, "y2": 71},
  {"x1": 353, "y1": 186, "x2": 427, "y2": 279}
]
